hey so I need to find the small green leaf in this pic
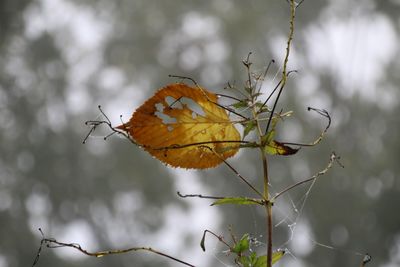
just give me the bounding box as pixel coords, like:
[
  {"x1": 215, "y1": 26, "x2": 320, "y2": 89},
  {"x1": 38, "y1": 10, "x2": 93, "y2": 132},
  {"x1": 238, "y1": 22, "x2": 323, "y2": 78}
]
[
  {"x1": 272, "y1": 250, "x2": 285, "y2": 264},
  {"x1": 249, "y1": 252, "x2": 258, "y2": 265},
  {"x1": 232, "y1": 234, "x2": 250, "y2": 254},
  {"x1": 262, "y1": 129, "x2": 275, "y2": 145},
  {"x1": 238, "y1": 255, "x2": 250, "y2": 267},
  {"x1": 243, "y1": 121, "x2": 257, "y2": 139},
  {"x1": 232, "y1": 101, "x2": 249, "y2": 109},
  {"x1": 254, "y1": 255, "x2": 267, "y2": 267},
  {"x1": 211, "y1": 197, "x2": 263, "y2": 206},
  {"x1": 200, "y1": 231, "x2": 206, "y2": 251},
  {"x1": 253, "y1": 250, "x2": 285, "y2": 266}
]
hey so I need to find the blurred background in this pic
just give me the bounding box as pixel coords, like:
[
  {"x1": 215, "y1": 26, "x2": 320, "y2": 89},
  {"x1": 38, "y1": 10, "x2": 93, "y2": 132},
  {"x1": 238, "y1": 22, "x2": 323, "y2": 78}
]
[{"x1": 1, "y1": 0, "x2": 399, "y2": 266}]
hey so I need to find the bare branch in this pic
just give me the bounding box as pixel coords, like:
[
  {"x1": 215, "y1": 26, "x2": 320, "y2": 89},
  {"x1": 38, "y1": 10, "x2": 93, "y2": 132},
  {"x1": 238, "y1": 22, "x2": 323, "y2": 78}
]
[
  {"x1": 280, "y1": 107, "x2": 331, "y2": 147},
  {"x1": 177, "y1": 191, "x2": 225, "y2": 200},
  {"x1": 32, "y1": 229, "x2": 196, "y2": 267},
  {"x1": 271, "y1": 152, "x2": 343, "y2": 202},
  {"x1": 200, "y1": 229, "x2": 231, "y2": 252},
  {"x1": 83, "y1": 105, "x2": 136, "y2": 145},
  {"x1": 199, "y1": 145, "x2": 265, "y2": 200}
]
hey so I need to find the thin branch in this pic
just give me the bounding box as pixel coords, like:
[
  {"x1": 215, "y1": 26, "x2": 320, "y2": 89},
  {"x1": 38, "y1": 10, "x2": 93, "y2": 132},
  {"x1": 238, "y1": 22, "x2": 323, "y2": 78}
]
[
  {"x1": 280, "y1": 107, "x2": 331, "y2": 147},
  {"x1": 264, "y1": 0, "x2": 297, "y2": 136},
  {"x1": 168, "y1": 74, "x2": 199, "y2": 86},
  {"x1": 200, "y1": 145, "x2": 265, "y2": 199},
  {"x1": 83, "y1": 105, "x2": 136, "y2": 145},
  {"x1": 32, "y1": 229, "x2": 196, "y2": 267},
  {"x1": 258, "y1": 79, "x2": 282, "y2": 115},
  {"x1": 201, "y1": 229, "x2": 231, "y2": 252},
  {"x1": 257, "y1": 59, "x2": 276, "y2": 95},
  {"x1": 177, "y1": 191, "x2": 225, "y2": 200},
  {"x1": 258, "y1": 70, "x2": 297, "y2": 116},
  {"x1": 224, "y1": 80, "x2": 249, "y2": 99},
  {"x1": 271, "y1": 152, "x2": 343, "y2": 202},
  {"x1": 216, "y1": 93, "x2": 243, "y2": 102},
  {"x1": 242, "y1": 52, "x2": 254, "y2": 92},
  {"x1": 149, "y1": 140, "x2": 252, "y2": 151},
  {"x1": 177, "y1": 192, "x2": 264, "y2": 206}
]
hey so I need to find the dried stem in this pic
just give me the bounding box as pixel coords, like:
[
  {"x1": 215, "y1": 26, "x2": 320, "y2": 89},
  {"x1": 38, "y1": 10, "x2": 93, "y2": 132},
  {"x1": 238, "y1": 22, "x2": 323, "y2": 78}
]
[
  {"x1": 201, "y1": 145, "x2": 265, "y2": 199},
  {"x1": 32, "y1": 229, "x2": 195, "y2": 267},
  {"x1": 264, "y1": 0, "x2": 296, "y2": 136},
  {"x1": 281, "y1": 107, "x2": 331, "y2": 147},
  {"x1": 259, "y1": 1, "x2": 297, "y2": 266},
  {"x1": 200, "y1": 229, "x2": 231, "y2": 252},
  {"x1": 177, "y1": 191, "x2": 226, "y2": 200},
  {"x1": 177, "y1": 191, "x2": 265, "y2": 206},
  {"x1": 271, "y1": 152, "x2": 342, "y2": 202}
]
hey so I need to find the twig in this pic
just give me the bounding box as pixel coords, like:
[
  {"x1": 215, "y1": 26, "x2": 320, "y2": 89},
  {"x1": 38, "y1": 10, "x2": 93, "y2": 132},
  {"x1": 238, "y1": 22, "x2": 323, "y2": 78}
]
[
  {"x1": 271, "y1": 152, "x2": 342, "y2": 202},
  {"x1": 216, "y1": 93, "x2": 243, "y2": 102},
  {"x1": 200, "y1": 230, "x2": 231, "y2": 252},
  {"x1": 257, "y1": 59, "x2": 276, "y2": 95},
  {"x1": 264, "y1": 0, "x2": 297, "y2": 136},
  {"x1": 148, "y1": 140, "x2": 250, "y2": 152},
  {"x1": 177, "y1": 192, "x2": 264, "y2": 206},
  {"x1": 83, "y1": 105, "x2": 136, "y2": 145},
  {"x1": 177, "y1": 191, "x2": 226, "y2": 200},
  {"x1": 32, "y1": 229, "x2": 196, "y2": 267},
  {"x1": 242, "y1": 52, "x2": 254, "y2": 92},
  {"x1": 200, "y1": 145, "x2": 265, "y2": 200},
  {"x1": 280, "y1": 107, "x2": 331, "y2": 147}
]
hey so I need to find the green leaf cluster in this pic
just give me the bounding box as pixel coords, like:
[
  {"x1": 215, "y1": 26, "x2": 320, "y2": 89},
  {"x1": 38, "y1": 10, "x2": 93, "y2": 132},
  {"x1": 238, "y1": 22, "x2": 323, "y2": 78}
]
[{"x1": 231, "y1": 234, "x2": 285, "y2": 267}]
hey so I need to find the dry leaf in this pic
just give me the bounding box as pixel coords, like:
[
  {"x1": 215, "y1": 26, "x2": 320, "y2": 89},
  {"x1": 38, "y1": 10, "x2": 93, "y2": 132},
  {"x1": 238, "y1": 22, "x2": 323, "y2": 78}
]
[{"x1": 117, "y1": 83, "x2": 241, "y2": 169}]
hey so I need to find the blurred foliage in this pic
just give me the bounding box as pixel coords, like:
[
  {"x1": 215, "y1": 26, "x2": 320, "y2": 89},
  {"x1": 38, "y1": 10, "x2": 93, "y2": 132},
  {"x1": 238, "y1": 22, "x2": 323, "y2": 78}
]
[{"x1": 1, "y1": 0, "x2": 399, "y2": 267}]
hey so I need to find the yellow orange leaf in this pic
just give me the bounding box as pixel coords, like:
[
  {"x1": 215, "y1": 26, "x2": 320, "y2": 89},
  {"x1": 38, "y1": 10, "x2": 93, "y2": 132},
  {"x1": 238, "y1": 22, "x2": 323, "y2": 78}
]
[{"x1": 117, "y1": 83, "x2": 241, "y2": 169}]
